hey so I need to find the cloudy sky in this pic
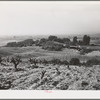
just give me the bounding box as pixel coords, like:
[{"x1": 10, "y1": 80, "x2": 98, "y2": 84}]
[{"x1": 0, "y1": 1, "x2": 100, "y2": 36}]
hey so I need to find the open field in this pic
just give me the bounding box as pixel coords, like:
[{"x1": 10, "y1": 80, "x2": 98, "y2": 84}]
[{"x1": 1, "y1": 46, "x2": 100, "y2": 62}]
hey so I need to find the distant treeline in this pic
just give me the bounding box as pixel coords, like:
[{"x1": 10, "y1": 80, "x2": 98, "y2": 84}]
[
  {"x1": 6, "y1": 39, "x2": 34, "y2": 47},
  {"x1": 5, "y1": 35, "x2": 90, "y2": 51}
]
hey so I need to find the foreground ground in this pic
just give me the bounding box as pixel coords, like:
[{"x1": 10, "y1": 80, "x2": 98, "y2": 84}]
[{"x1": 0, "y1": 63, "x2": 100, "y2": 90}]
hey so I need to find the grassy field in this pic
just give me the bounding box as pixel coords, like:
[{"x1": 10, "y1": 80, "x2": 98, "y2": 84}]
[
  {"x1": 1, "y1": 45, "x2": 100, "y2": 62},
  {"x1": 0, "y1": 45, "x2": 100, "y2": 61}
]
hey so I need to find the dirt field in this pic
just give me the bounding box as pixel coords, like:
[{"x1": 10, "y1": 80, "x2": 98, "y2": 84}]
[{"x1": 0, "y1": 62, "x2": 100, "y2": 90}]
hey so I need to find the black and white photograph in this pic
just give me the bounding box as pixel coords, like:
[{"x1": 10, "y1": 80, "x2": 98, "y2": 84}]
[{"x1": 0, "y1": 1, "x2": 100, "y2": 91}]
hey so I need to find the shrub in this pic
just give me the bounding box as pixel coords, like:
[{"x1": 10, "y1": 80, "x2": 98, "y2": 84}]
[
  {"x1": 0, "y1": 80, "x2": 12, "y2": 90},
  {"x1": 52, "y1": 81, "x2": 59, "y2": 86},
  {"x1": 80, "y1": 49, "x2": 85, "y2": 55},
  {"x1": 93, "y1": 84, "x2": 100, "y2": 90},
  {"x1": 80, "y1": 47, "x2": 93, "y2": 55},
  {"x1": 86, "y1": 58, "x2": 100, "y2": 66},
  {"x1": 61, "y1": 60, "x2": 69, "y2": 65},
  {"x1": 81, "y1": 62, "x2": 86, "y2": 66},
  {"x1": 70, "y1": 58, "x2": 80, "y2": 65},
  {"x1": 42, "y1": 59, "x2": 48, "y2": 65},
  {"x1": 57, "y1": 83, "x2": 69, "y2": 90},
  {"x1": 50, "y1": 58, "x2": 61, "y2": 65},
  {"x1": 30, "y1": 65, "x2": 39, "y2": 69},
  {"x1": 81, "y1": 81, "x2": 89, "y2": 87}
]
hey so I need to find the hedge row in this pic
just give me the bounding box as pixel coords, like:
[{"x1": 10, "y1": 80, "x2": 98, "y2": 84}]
[{"x1": 29, "y1": 57, "x2": 100, "y2": 66}]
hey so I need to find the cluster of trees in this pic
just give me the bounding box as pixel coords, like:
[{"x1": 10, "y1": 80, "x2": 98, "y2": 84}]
[
  {"x1": 35, "y1": 36, "x2": 70, "y2": 46},
  {"x1": 34, "y1": 36, "x2": 71, "y2": 51},
  {"x1": 48, "y1": 35, "x2": 70, "y2": 44},
  {"x1": 35, "y1": 35, "x2": 71, "y2": 51},
  {"x1": 72, "y1": 35, "x2": 91, "y2": 45},
  {"x1": 6, "y1": 39, "x2": 34, "y2": 47},
  {"x1": 5, "y1": 35, "x2": 91, "y2": 51},
  {"x1": 37, "y1": 35, "x2": 90, "y2": 49}
]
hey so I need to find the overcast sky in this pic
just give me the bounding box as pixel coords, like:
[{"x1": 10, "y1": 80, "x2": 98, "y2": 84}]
[{"x1": 0, "y1": 1, "x2": 100, "y2": 36}]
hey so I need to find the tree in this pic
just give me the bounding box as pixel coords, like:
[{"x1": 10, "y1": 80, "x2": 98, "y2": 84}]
[
  {"x1": 78, "y1": 40, "x2": 83, "y2": 45},
  {"x1": 41, "y1": 70, "x2": 46, "y2": 79},
  {"x1": 10, "y1": 55, "x2": 22, "y2": 71},
  {"x1": 55, "y1": 68, "x2": 60, "y2": 75},
  {"x1": 83, "y1": 35, "x2": 90, "y2": 45},
  {"x1": 70, "y1": 58, "x2": 80, "y2": 65},
  {"x1": 29, "y1": 58, "x2": 38, "y2": 65},
  {"x1": 38, "y1": 38, "x2": 47, "y2": 46},
  {"x1": 62, "y1": 38, "x2": 70, "y2": 44},
  {"x1": 87, "y1": 36, "x2": 90, "y2": 45},
  {"x1": 48, "y1": 35, "x2": 57, "y2": 41},
  {"x1": 73, "y1": 36, "x2": 77, "y2": 45}
]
